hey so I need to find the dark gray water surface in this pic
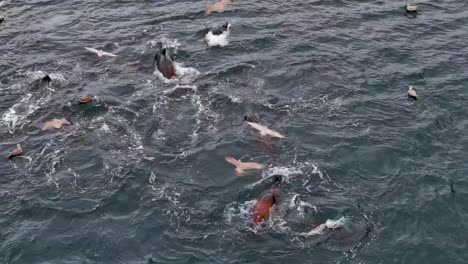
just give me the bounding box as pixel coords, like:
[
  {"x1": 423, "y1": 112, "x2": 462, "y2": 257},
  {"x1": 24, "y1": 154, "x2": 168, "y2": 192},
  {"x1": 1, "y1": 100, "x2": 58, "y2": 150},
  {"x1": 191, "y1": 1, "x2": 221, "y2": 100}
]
[{"x1": 1, "y1": 0, "x2": 468, "y2": 263}]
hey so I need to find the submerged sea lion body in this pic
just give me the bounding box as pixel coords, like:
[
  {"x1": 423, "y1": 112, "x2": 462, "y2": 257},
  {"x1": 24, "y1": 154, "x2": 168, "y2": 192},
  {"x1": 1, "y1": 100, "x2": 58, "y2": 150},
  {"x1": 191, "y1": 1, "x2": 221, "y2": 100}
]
[
  {"x1": 155, "y1": 48, "x2": 176, "y2": 79},
  {"x1": 253, "y1": 181, "x2": 280, "y2": 224}
]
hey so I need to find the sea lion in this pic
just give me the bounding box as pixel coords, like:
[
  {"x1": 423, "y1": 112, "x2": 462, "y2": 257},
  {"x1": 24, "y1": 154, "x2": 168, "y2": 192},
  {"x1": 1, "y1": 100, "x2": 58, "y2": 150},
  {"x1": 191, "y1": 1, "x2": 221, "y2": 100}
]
[
  {"x1": 406, "y1": 4, "x2": 418, "y2": 12},
  {"x1": 41, "y1": 74, "x2": 51, "y2": 84},
  {"x1": 0, "y1": 15, "x2": 5, "y2": 24},
  {"x1": 154, "y1": 48, "x2": 176, "y2": 79},
  {"x1": 253, "y1": 177, "x2": 281, "y2": 224},
  {"x1": 9, "y1": 144, "x2": 23, "y2": 159},
  {"x1": 205, "y1": 0, "x2": 232, "y2": 16},
  {"x1": 408, "y1": 85, "x2": 418, "y2": 99},
  {"x1": 224, "y1": 156, "x2": 266, "y2": 176},
  {"x1": 205, "y1": 22, "x2": 231, "y2": 47},
  {"x1": 78, "y1": 95, "x2": 92, "y2": 104},
  {"x1": 85, "y1": 47, "x2": 118, "y2": 58},
  {"x1": 244, "y1": 116, "x2": 286, "y2": 139},
  {"x1": 42, "y1": 118, "x2": 72, "y2": 131}
]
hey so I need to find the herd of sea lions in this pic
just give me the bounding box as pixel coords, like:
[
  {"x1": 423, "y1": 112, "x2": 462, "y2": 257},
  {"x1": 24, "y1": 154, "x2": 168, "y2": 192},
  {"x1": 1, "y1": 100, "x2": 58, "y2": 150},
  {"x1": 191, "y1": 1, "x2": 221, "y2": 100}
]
[{"x1": 4, "y1": 0, "x2": 422, "y2": 231}]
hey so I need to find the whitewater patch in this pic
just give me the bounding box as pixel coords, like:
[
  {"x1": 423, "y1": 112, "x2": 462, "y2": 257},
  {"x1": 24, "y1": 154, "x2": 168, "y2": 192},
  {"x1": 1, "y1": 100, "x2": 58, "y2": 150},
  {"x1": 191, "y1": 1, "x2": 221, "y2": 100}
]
[
  {"x1": 205, "y1": 31, "x2": 229, "y2": 47},
  {"x1": 300, "y1": 217, "x2": 347, "y2": 237}
]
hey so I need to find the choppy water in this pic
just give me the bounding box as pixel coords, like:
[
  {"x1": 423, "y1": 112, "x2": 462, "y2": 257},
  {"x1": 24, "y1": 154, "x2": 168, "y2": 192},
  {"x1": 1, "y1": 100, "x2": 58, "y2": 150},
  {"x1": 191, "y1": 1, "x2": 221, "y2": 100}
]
[{"x1": 1, "y1": 0, "x2": 468, "y2": 263}]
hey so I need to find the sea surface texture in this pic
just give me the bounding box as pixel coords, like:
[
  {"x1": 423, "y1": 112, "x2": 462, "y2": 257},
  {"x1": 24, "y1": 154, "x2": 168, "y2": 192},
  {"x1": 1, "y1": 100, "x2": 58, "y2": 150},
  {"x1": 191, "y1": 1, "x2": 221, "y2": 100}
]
[{"x1": 1, "y1": 0, "x2": 468, "y2": 263}]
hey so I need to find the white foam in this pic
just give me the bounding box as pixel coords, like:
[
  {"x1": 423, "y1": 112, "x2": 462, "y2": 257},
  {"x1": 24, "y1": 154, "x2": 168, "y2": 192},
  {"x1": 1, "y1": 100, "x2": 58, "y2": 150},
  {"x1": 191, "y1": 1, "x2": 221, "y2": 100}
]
[
  {"x1": 100, "y1": 123, "x2": 110, "y2": 132},
  {"x1": 154, "y1": 62, "x2": 200, "y2": 84},
  {"x1": 300, "y1": 217, "x2": 347, "y2": 237},
  {"x1": 289, "y1": 194, "x2": 318, "y2": 217},
  {"x1": 205, "y1": 31, "x2": 230, "y2": 47},
  {"x1": 228, "y1": 95, "x2": 242, "y2": 103},
  {"x1": 224, "y1": 200, "x2": 256, "y2": 224},
  {"x1": 1, "y1": 93, "x2": 38, "y2": 133},
  {"x1": 262, "y1": 165, "x2": 303, "y2": 183},
  {"x1": 174, "y1": 62, "x2": 200, "y2": 83}
]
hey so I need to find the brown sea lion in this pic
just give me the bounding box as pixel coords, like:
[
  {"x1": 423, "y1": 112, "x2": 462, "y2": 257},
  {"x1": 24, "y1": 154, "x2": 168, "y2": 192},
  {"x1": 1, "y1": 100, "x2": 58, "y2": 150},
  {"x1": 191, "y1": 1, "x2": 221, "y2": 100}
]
[
  {"x1": 253, "y1": 177, "x2": 281, "y2": 224},
  {"x1": 79, "y1": 95, "x2": 92, "y2": 104},
  {"x1": 9, "y1": 144, "x2": 23, "y2": 158}
]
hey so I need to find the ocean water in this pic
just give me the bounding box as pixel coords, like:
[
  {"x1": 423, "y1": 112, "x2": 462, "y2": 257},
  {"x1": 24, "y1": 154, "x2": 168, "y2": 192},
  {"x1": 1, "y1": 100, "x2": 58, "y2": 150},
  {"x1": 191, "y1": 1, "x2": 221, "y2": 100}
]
[{"x1": 1, "y1": 0, "x2": 468, "y2": 263}]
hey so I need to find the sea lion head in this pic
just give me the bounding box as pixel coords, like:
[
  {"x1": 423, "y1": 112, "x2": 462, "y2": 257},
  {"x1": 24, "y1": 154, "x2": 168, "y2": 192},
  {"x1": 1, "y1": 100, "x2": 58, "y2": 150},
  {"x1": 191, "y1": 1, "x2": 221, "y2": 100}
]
[
  {"x1": 244, "y1": 115, "x2": 257, "y2": 123},
  {"x1": 41, "y1": 75, "x2": 51, "y2": 84},
  {"x1": 272, "y1": 175, "x2": 282, "y2": 183},
  {"x1": 222, "y1": 22, "x2": 230, "y2": 30}
]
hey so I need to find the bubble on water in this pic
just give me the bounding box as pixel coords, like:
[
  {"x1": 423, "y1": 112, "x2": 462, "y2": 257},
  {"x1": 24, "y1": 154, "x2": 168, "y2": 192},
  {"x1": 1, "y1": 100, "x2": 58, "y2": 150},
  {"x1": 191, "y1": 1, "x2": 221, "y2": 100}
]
[{"x1": 224, "y1": 200, "x2": 256, "y2": 224}]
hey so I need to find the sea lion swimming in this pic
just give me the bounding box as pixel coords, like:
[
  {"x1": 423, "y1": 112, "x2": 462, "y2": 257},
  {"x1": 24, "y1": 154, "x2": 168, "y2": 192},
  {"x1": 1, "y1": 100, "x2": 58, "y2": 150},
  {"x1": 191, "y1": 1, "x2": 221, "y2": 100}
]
[
  {"x1": 408, "y1": 85, "x2": 418, "y2": 100},
  {"x1": 253, "y1": 177, "x2": 281, "y2": 224},
  {"x1": 406, "y1": 4, "x2": 418, "y2": 12},
  {"x1": 9, "y1": 144, "x2": 23, "y2": 159},
  {"x1": 205, "y1": 22, "x2": 231, "y2": 47},
  {"x1": 78, "y1": 95, "x2": 92, "y2": 104},
  {"x1": 41, "y1": 74, "x2": 51, "y2": 84},
  {"x1": 224, "y1": 156, "x2": 266, "y2": 176},
  {"x1": 154, "y1": 48, "x2": 176, "y2": 79}
]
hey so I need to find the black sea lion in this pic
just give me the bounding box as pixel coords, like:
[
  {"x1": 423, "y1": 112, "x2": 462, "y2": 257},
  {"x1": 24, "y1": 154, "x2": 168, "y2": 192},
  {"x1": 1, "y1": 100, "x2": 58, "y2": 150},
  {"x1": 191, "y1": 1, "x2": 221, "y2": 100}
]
[
  {"x1": 41, "y1": 74, "x2": 51, "y2": 84},
  {"x1": 211, "y1": 22, "x2": 230, "y2": 35},
  {"x1": 154, "y1": 48, "x2": 176, "y2": 79}
]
